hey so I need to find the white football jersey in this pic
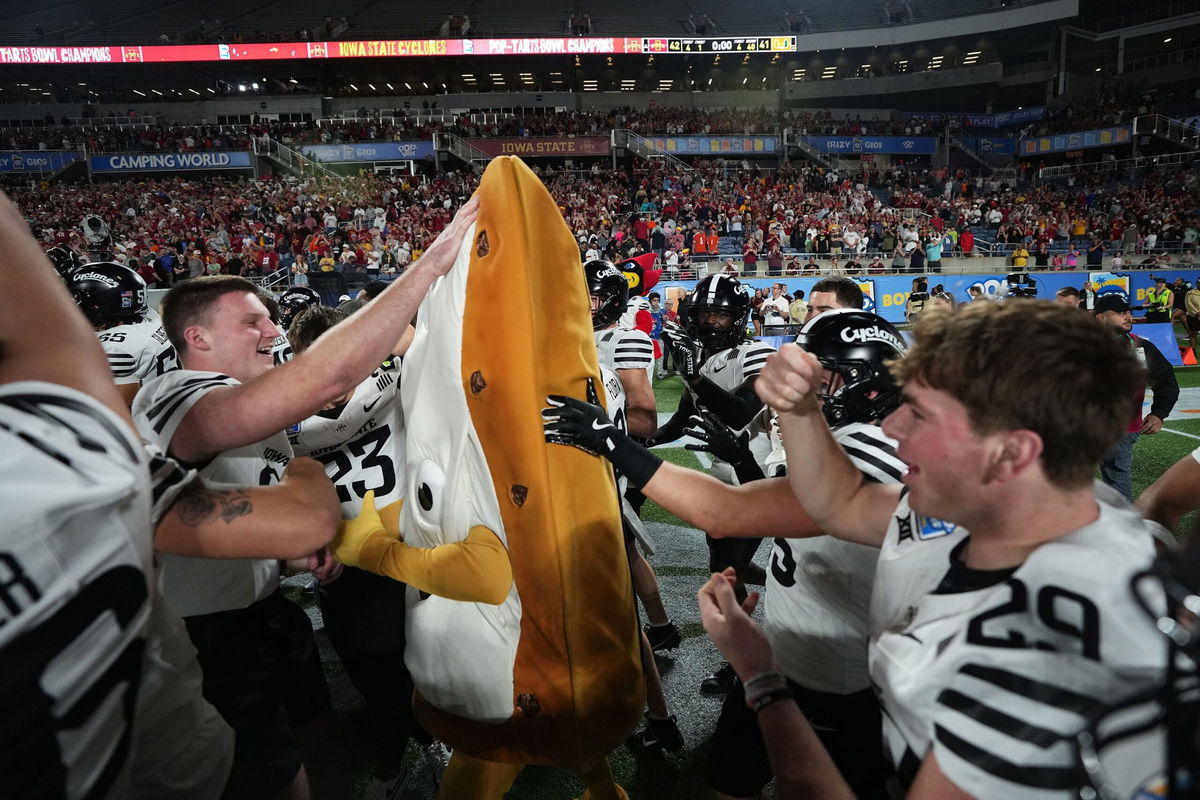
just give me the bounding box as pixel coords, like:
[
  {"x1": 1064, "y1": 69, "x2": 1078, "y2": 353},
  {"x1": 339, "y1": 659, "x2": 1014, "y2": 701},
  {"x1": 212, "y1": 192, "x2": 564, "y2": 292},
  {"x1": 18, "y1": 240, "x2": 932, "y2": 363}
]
[
  {"x1": 764, "y1": 423, "x2": 904, "y2": 694},
  {"x1": 271, "y1": 333, "x2": 293, "y2": 366},
  {"x1": 0, "y1": 385, "x2": 232, "y2": 800},
  {"x1": 133, "y1": 369, "x2": 291, "y2": 617},
  {"x1": 690, "y1": 338, "x2": 777, "y2": 480},
  {"x1": 869, "y1": 483, "x2": 1163, "y2": 797},
  {"x1": 594, "y1": 326, "x2": 655, "y2": 385},
  {"x1": 97, "y1": 315, "x2": 178, "y2": 386},
  {"x1": 289, "y1": 358, "x2": 403, "y2": 519},
  {"x1": 0, "y1": 383, "x2": 153, "y2": 799}
]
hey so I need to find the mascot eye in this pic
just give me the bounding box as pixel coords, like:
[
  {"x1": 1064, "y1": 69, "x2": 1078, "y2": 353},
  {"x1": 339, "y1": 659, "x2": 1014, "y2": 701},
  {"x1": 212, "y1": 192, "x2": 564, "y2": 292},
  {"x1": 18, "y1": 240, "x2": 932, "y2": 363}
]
[{"x1": 413, "y1": 460, "x2": 446, "y2": 520}]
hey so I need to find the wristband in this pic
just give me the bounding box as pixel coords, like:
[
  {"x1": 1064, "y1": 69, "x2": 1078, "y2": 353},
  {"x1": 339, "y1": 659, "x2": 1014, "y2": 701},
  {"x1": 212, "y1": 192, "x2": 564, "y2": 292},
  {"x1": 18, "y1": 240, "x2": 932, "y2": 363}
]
[
  {"x1": 606, "y1": 432, "x2": 664, "y2": 490},
  {"x1": 742, "y1": 671, "x2": 786, "y2": 694},
  {"x1": 748, "y1": 686, "x2": 794, "y2": 713}
]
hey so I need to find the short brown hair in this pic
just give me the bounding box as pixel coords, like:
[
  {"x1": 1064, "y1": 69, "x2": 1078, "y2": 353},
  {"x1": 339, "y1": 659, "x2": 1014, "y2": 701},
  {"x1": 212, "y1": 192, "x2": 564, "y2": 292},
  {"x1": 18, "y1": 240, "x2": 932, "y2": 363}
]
[
  {"x1": 288, "y1": 305, "x2": 347, "y2": 354},
  {"x1": 811, "y1": 277, "x2": 863, "y2": 309},
  {"x1": 891, "y1": 300, "x2": 1143, "y2": 488},
  {"x1": 161, "y1": 275, "x2": 261, "y2": 354}
]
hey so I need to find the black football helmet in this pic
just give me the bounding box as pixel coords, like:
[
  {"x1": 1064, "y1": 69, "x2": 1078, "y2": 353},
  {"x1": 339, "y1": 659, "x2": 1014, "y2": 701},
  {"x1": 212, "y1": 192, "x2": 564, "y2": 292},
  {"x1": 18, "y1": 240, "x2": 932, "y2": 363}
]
[
  {"x1": 585, "y1": 259, "x2": 628, "y2": 330},
  {"x1": 794, "y1": 308, "x2": 905, "y2": 428},
  {"x1": 278, "y1": 286, "x2": 322, "y2": 330},
  {"x1": 45, "y1": 245, "x2": 84, "y2": 281},
  {"x1": 684, "y1": 274, "x2": 750, "y2": 352},
  {"x1": 66, "y1": 262, "x2": 147, "y2": 327}
]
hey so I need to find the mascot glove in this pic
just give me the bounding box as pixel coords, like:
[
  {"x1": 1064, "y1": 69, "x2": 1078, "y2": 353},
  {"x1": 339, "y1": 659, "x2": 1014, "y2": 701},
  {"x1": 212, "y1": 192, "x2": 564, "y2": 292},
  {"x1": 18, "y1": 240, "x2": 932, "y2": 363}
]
[{"x1": 332, "y1": 490, "x2": 397, "y2": 571}]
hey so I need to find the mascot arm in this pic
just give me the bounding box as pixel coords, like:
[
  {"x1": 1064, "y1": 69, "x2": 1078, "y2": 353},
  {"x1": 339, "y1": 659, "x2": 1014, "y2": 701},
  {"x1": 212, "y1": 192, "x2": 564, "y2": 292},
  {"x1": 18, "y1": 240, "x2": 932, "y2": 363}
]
[
  {"x1": 357, "y1": 526, "x2": 512, "y2": 604},
  {"x1": 334, "y1": 491, "x2": 512, "y2": 604}
]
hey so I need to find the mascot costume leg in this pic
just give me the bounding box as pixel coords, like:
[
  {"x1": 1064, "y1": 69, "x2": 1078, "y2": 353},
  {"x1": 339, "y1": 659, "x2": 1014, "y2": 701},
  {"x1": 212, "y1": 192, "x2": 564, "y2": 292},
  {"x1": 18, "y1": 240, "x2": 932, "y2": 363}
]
[{"x1": 332, "y1": 156, "x2": 644, "y2": 798}]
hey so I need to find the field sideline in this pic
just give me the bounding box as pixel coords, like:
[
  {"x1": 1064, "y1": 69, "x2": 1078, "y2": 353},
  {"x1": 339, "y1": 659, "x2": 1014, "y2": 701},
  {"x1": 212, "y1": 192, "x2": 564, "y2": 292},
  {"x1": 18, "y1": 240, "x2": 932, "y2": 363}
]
[{"x1": 292, "y1": 367, "x2": 1200, "y2": 799}]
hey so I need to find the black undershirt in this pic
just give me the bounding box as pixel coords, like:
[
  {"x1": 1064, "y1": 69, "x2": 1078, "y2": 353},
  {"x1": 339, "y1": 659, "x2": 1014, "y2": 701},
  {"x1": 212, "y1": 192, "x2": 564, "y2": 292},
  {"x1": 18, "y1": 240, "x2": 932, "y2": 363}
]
[{"x1": 933, "y1": 537, "x2": 1018, "y2": 594}]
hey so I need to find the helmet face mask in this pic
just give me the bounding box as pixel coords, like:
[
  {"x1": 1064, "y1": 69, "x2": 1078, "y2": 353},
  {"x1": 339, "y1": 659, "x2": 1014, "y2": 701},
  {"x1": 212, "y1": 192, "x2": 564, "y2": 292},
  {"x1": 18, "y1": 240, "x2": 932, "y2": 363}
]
[
  {"x1": 584, "y1": 259, "x2": 628, "y2": 330},
  {"x1": 66, "y1": 261, "x2": 147, "y2": 328},
  {"x1": 794, "y1": 308, "x2": 905, "y2": 428},
  {"x1": 685, "y1": 274, "x2": 750, "y2": 352}
]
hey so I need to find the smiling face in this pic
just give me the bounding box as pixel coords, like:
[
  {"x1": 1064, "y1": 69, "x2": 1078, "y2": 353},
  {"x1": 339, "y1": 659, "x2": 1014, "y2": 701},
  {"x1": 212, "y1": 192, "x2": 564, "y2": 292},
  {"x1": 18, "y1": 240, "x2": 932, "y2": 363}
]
[
  {"x1": 882, "y1": 380, "x2": 998, "y2": 522},
  {"x1": 183, "y1": 290, "x2": 281, "y2": 382}
]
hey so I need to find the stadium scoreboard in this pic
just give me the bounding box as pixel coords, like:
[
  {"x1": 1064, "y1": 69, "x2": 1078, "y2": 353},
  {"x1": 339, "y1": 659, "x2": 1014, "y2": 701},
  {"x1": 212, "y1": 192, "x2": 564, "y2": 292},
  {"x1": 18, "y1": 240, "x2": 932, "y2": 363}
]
[
  {"x1": 0, "y1": 35, "x2": 798, "y2": 65},
  {"x1": 647, "y1": 36, "x2": 796, "y2": 53}
]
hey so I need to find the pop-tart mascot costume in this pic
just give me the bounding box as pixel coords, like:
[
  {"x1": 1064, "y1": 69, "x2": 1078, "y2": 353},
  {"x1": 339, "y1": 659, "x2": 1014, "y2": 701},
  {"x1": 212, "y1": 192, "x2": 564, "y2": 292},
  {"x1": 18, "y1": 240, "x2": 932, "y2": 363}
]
[{"x1": 331, "y1": 156, "x2": 644, "y2": 799}]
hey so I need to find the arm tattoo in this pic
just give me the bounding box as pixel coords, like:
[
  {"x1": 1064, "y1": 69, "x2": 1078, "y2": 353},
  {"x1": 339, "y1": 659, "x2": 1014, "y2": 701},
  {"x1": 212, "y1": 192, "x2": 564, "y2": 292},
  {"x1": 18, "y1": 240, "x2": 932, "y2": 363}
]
[{"x1": 175, "y1": 486, "x2": 254, "y2": 526}]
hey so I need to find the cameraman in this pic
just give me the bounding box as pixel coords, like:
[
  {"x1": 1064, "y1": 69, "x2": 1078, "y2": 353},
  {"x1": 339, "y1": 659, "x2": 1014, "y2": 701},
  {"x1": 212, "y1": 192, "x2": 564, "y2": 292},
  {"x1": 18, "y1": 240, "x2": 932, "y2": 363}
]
[{"x1": 904, "y1": 277, "x2": 928, "y2": 323}]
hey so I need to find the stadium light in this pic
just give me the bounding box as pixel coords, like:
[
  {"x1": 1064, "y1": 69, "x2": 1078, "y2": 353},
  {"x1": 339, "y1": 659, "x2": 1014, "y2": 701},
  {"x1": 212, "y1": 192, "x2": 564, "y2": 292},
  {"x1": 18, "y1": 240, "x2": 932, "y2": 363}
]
[
  {"x1": 1164, "y1": 37, "x2": 1173, "y2": 43},
  {"x1": 289, "y1": 78, "x2": 298, "y2": 83},
  {"x1": 386, "y1": 82, "x2": 394, "y2": 90},
  {"x1": 349, "y1": 83, "x2": 358, "y2": 91},
  {"x1": 238, "y1": 84, "x2": 246, "y2": 92},
  {"x1": 251, "y1": 82, "x2": 259, "y2": 89},
  {"x1": 404, "y1": 82, "x2": 411, "y2": 89},
  {"x1": 742, "y1": 77, "x2": 748, "y2": 84},
  {"x1": 189, "y1": 88, "x2": 201, "y2": 94},
  {"x1": 133, "y1": 89, "x2": 146, "y2": 96},
  {"x1": 206, "y1": 87, "x2": 215, "y2": 93}
]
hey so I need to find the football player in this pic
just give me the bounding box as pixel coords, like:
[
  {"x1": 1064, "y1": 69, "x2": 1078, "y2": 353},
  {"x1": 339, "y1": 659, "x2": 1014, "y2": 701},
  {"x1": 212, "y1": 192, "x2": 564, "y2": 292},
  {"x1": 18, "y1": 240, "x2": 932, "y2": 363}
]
[
  {"x1": 749, "y1": 300, "x2": 1165, "y2": 797},
  {"x1": 544, "y1": 309, "x2": 902, "y2": 798},
  {"x1": 284, "y1": 305, "x2": 430, "y2": 796},
  {"x1": 588, "y1": 259, "x2": 657, "y2": 436},
  {"x1": 66, "y1": 261, "x2": 179, "y2": 406},
  {"x1": 655, "y1": 273, "x2": 776, "y2": 694},
  {"x1": 131, "y1": 196, "x2": 478, "y2": 800},
  {"x1": 581, "y1": 259, "x2": 683, "y2": 752},
  {"x1": 0, "y1": 191, "x2": 339, "y2": 800}
]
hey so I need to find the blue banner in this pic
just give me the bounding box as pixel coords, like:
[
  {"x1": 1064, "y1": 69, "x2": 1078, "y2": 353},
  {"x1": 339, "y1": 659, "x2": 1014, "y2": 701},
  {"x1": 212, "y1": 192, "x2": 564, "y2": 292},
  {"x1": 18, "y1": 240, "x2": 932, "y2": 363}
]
[
  {"x1": 89, "y1": 151, "x2": 253, "y2": 172},
  {"x1": 641, "y1": 136, "x2": 780, "y2": 156},
  {"x1": 0, "y1": 151, "x2": 81, "y2": 172},
  {"x1": 907, "y1": 107, "x2": 1045, "y2": 128},
  {"x1": 1020, "y1": 126, "x2": 1132, "y2": 156},
  {"x1": 658, "y1": 269, "x2": 1200, "y2": 325},
  {"x1": 299, "y1": 141, "x2": 434, "y2": 162},
  {"x1": 959, "y1": 136, "x2": 1015, "y2": 155},
  {"x1": 800, "y1": 136, "x2": 936, "y2": 155}
]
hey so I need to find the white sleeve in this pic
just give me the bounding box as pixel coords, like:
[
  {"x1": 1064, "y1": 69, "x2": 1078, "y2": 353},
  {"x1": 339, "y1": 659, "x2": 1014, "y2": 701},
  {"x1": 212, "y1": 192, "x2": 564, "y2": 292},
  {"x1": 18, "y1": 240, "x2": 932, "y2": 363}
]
[
  {"x1": 739, "y1": 341, "x2": 777, "y2": 381},
  {"x1": 133, "y1": 371, "x2": 237, "y2": 454},
  {"x1": 613, "y1": 329, "x2": 654, "y2": 371}
]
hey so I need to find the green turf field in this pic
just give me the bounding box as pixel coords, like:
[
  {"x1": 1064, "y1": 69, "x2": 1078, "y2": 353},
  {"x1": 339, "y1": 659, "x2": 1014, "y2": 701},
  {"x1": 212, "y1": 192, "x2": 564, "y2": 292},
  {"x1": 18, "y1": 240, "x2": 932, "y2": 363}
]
[{"x1": 309, "y1": 368, "x2": 1197, "y2": 799}]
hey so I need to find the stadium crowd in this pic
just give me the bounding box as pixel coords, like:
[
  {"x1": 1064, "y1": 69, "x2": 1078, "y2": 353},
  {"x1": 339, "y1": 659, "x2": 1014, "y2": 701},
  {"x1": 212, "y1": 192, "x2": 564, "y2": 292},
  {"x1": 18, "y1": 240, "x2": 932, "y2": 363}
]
[
  {"x1": 3, "y1": 106, "x2": 959, "y2": 153},
  {"x1": 15, "y1": 149, "x2": 1199, "y2": 291}
]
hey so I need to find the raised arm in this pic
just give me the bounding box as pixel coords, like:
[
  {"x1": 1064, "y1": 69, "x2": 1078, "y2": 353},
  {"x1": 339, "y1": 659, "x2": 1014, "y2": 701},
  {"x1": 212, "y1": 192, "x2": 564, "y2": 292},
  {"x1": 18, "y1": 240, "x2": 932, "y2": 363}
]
[
  {"x1": 171, "y1": 197, "x2": 477, "y2": 462},
  {"x1": 755, "y1": 343, "x2": 899, "y2": 547},
  {"x1": 0, "y1": 193, "x2": 129, "y2": 423}
]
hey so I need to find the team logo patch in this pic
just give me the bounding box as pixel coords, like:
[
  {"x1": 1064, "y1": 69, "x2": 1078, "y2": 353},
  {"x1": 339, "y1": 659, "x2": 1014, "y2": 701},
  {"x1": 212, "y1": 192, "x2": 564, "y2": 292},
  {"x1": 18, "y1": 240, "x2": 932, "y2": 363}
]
[
  {"x1": 1131, "y1": 780, "x2": 1167, "y2": 800},
  {"x1": 286, "y1": 422, "x2": 301, "y2": 434},
  {"x1": 120, "y1": 290, "x2": 134, "y2": 309},
  {"x1": 916, "y1": 515, "x2": 957, "y2": 539}
]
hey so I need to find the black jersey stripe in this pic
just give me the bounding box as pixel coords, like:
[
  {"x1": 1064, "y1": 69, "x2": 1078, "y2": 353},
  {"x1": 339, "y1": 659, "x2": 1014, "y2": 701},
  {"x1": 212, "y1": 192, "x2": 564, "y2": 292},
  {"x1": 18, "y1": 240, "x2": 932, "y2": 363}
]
[
  {"x1": 844, "y1": 429, "x2": 898, "y2": 453},
  {"x1": 934, "y1": 724, "x2": 1081, "y2": 790},
  {"x1": 842, "y1": 445, "x2": 906, "y2": 483},
  {"x1": 957, "y1": 663, "x2": 1102, "y2": 715},
  {"x1": 0, "y1": 394, "x2": 138, "y2": 463},
  {"x1": 152, "y1": 383, "x2": 227, "y2": 435},
  {"x1": 148, "y1": 453, "x2": 193, "y2": 510},
  {"x1": 146, "y1": 375, "x2": 232, "y2": 421},
  {"x1": 937, "y1": 689, "x2": 1063, "y2": 747}
]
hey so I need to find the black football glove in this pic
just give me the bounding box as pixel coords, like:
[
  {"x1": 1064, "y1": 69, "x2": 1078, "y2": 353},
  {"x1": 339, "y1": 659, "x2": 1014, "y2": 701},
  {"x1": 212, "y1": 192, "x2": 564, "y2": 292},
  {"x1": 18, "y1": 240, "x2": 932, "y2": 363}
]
[
  {"x1": 542, "y1": 392, "x2": 663, "y2": 489},
  {"x1": 662, "y1": 322, "x2": 702, "y2": 379},
  {"x1": 683, "y1": 409, "x2": 752, "y2": 466}
]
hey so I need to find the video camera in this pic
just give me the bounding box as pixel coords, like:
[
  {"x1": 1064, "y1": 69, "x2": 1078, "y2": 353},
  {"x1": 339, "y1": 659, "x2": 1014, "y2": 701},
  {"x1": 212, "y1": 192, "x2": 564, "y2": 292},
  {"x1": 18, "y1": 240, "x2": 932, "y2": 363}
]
[{"x1": 1005, "y1": 272, "x2": 1038, "y2": 299}]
